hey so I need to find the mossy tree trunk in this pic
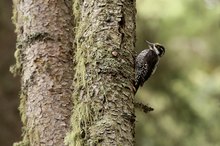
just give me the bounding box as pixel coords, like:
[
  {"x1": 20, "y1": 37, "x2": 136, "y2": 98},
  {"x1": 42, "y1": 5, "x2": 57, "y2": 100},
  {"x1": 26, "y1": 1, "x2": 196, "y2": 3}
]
[
  {"x1": 65, "y1": 0, "x2": 136, "y2": 145},
  {"x1": 11, "y1": 0, "x2": 74, "y2": 145},
  {"x1": 12, "y1": 0, "x2": 136, "y2": 145}
]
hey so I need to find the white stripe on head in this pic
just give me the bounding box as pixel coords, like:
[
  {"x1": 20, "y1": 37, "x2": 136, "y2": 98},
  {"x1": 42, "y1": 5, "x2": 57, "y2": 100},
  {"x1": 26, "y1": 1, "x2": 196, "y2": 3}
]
[{"x1": 153, "y1": 45, "x2": 160, "y2": 55}]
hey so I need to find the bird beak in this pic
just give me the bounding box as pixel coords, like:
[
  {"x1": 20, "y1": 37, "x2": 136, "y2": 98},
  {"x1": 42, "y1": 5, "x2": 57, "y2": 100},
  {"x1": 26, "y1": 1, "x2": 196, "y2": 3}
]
[{"x1": 145, "y1": 40, "x2": 154, "y2": 48}]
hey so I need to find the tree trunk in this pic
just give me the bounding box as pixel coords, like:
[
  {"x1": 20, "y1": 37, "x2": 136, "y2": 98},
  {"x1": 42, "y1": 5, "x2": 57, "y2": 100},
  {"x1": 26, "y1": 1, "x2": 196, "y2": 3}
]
[
  {"x1": 65, "y1": 0, "x2": 136, "y2": 145},
  {"x1": 11, "y1": 0, "x2": 74, "y2": 145}
]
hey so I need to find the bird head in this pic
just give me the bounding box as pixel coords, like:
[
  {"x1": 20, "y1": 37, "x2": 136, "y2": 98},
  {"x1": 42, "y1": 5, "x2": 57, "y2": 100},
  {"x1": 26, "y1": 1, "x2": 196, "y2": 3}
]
[{"x1": 146, "y1": 40, "x2": 165, "y2": 57}]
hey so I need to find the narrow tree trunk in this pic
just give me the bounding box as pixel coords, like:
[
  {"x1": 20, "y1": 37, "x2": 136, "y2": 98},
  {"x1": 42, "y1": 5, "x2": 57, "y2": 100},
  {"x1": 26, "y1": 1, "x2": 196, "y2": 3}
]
[
  {"x1": 65, "y1": 0, "x2": 136, "y2": 145},
  {"x1": 11, "y1": 0, "x2": 74, "y2": 145}
]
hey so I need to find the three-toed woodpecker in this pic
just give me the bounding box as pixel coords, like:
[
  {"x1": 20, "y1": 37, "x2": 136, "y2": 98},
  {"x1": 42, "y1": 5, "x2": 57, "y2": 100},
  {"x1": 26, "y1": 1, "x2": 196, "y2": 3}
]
[{"x1": 135, "y1": 40, "x2": 165, "y2": 90}]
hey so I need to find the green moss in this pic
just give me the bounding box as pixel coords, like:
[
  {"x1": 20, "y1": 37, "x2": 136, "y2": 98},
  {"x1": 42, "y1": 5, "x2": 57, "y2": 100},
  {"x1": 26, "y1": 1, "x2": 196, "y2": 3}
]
[
  {"x1": 11, "y1": 1, "x2": 23, "y2": 76},
  {"x1": 13, "y1": 90, "x2": 29, "y2": 146},
  {"x1": 23, "y1": 16, "x2": 29, "y2": 22},
  {"x1": 30, "y1": 128, "x2": 40, "y2": 146},
  {"x1": 10, "y1": 48, "x2": 22, "y2": 76},
  {"x1": 19, "y1": 92, "x2": 27, "y2": 124},
  {"x1": 74, "y1": 47, "x2": 86, "y2": 87},
  {"x1": 72, "y1": 3, "x2": 92, "y2": 87},
  {"x1": 13, "y1": 135, "x2": 29, "y2": 146},
  {"x1": 11, "y1": 5, "x2": 17, "y2": 26},
  {"x1": 13, "y1": 140, "x2": 29, "y2": 146},
  {"x1": 17, "y1": 94, "x2": 29, "y2": 145},
  {"x1": 73, "y1": 0, "x2": 81, "y2": 23},
  {"x1": 11, "y1": 0, "x2": 18, "y2": 33},
  {"x1": 65, "y1": 102, "x2": 93, "y2": 146}
]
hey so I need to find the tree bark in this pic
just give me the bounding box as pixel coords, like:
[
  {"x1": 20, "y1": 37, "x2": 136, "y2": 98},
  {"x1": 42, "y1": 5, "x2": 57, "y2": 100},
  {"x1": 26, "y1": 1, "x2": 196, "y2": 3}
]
[
  {"x1": 11, "y1": 0, "x2": 74, "y2": 145},
  {"x1": 65, "y1": 0, "x2": 136, "y2": 145}
]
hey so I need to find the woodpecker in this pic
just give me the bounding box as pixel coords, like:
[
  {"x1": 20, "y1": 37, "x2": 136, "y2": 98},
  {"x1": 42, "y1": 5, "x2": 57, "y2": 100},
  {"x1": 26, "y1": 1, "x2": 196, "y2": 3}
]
[{"x1": 135, "y1": 40, "x2": 165, "y2": 90}]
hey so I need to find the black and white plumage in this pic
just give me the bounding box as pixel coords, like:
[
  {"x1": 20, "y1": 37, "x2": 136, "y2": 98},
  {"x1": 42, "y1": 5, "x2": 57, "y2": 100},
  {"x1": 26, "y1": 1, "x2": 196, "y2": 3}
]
[{"x1": 135, "y1": 40, "x2": 165, "y2": 90}]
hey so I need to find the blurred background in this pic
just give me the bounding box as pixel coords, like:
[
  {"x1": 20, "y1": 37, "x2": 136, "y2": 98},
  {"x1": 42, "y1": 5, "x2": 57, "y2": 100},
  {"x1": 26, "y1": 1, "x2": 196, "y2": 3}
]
[
  {"x1": 0, "y1": 0, "x2": 220, "y2": 146},
  {"x1": 135, "y1": 0, "x2": 220, "y2": 146}
]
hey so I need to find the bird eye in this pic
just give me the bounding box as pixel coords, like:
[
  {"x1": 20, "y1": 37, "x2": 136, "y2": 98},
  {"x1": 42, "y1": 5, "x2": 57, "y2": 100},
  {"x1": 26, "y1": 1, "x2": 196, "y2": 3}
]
[
  {"x1": 155, "y1": 45, "x2": 165, "y2": 56},
  {"x1": 155, "y1": 45, "x2": 159, "y2": 49},
  {"x1": 155, "y1": 45, "x2": 162, "y2": 49}
]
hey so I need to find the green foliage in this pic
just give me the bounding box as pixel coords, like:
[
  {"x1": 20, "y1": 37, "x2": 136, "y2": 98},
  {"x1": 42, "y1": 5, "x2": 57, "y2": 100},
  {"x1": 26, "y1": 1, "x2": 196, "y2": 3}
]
[{"x1": 135, "y1": 0, "x2": 220, "y2": 146}]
